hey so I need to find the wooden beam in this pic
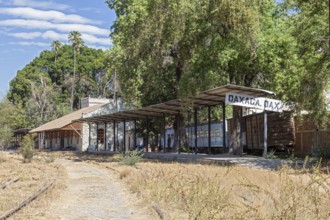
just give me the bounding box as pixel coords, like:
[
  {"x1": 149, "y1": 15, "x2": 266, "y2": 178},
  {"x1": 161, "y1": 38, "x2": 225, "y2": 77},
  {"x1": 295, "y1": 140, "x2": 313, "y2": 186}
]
[{"x1": 69, "y1": 125, "x2": 82, "y2": 138}]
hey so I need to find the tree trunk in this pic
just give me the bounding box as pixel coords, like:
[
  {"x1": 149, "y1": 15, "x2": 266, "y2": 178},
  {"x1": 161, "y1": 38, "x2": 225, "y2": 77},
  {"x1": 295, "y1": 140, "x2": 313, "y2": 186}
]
[
  {"x1": 173, "y1": 114, "x2": 187, "y2": 152},
  {"x1": 229, "y1": 105, "x2": 243, "y2": 155},
  {"x1": 70, "y1": 50, "x2": 76, "y2": 110}
]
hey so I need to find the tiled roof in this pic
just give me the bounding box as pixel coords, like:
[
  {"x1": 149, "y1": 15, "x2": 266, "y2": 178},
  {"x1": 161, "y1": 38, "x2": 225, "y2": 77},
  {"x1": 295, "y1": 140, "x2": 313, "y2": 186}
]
[{"x1": 30, "y1": 104, "x2": 105, "y2": 133}]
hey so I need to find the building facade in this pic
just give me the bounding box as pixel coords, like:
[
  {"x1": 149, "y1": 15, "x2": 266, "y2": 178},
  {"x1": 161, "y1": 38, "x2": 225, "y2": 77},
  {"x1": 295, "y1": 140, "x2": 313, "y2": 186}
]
[{"x1": 30, "y1": 98, "x2": 110, "y2": 151}]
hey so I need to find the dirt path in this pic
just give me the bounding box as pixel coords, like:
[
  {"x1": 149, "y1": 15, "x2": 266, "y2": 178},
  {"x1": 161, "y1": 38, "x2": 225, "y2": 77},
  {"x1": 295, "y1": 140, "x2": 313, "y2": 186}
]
[{"x1": 37, "y1": 159, "x2": 157, "y2": 220}]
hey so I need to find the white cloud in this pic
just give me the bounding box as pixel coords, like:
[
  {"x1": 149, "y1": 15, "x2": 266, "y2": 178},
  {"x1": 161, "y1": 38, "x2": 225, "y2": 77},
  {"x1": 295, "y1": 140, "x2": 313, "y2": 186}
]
[
  {"x1": 0, "y1": 19, "x2": 110, "y2": 36},
  {"x1": 79, "y1": 7, "x2": 104, "y2": 14},
  {"x1": 7, "y1": 30, "x2": 112, "y2": 46},
  {"x1": 81, "y1": 33, "x2": 111, "y2": 46},
  {"x1": 10, "y1": 41, "x2": 49, "y2": 47},
  {"x1": 11, "y1": 48, "x2": 26, "y2": 52},
  {"x1": 8, "y1": 31, "x2": 41, "y2": 39},
  {"x1": 86, "y1": 44, "x2": 109, "y2": 51},
  {"x1": 41, "y1": 30, "x2": 67, "y2": 41},
  {"x1": 4, "y1": 0, "x2": 72, "y2": 11},
  {"x1": 0, "y1": 7, "x2": 99, "y2": 24}
]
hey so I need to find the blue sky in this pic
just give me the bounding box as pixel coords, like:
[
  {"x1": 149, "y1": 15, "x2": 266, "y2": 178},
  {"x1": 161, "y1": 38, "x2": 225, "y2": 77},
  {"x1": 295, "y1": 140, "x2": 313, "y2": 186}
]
[{"x1": 0, "y1": 0, "x2": 116, "y2": 97}]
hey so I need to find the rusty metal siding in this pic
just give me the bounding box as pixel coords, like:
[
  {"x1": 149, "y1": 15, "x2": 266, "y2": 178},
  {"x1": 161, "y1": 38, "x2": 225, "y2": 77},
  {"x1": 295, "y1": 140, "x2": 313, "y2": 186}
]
[
  {"x1": 228, "y1": 112, "x2": 295, "y2": 151},
  {"x1": 294, "y1": 116, "x2": 330, "y2": 155}
]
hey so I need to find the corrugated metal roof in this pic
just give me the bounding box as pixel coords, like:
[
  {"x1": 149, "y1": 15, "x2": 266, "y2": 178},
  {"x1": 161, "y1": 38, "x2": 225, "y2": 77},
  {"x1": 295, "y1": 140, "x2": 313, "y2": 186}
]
[
  {"x1": 77, "y1": 84, "x2": 275, "y2": 123},
  {"x1": 30, "y1": 104, "x2": 106, "y2": 133}
]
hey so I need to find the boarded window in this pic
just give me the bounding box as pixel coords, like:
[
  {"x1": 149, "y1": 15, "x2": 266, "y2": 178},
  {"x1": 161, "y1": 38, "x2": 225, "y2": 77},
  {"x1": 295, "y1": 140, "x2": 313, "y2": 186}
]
[
  {"x1": 215, "y1": 129, "x2": 221, "y2": 137},
  {"x1": 97, "y1": 129, "x2": 104, "y2": 144}
]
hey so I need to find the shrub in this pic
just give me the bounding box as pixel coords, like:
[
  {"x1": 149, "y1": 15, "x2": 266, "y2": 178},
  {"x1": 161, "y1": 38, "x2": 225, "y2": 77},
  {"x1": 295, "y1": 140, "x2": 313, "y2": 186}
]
[
  {"x1": 0, "y1": 152, "x2": 6, "y2": 163},
  {"x1": 0, "y1": 125, "x2": 13, "y2": 150},
  {"x1": 120, "y1": 150, "x2": 143, "y2": 166},
  {"x1": 20, "y1": 135, "x2": 34, "y2": 163},
  {"x1": 314, "y1": 145, "x2": 330, "y2": 159},
  {"x1": 43, "y1": 155, "x2": 55, "y2": 163},
  {"x1": 264, "y1": 149, "x2": 278, "y2": 159},
  {"x1": 119, "y1": 168, "x2": 132, "y2": 179}
]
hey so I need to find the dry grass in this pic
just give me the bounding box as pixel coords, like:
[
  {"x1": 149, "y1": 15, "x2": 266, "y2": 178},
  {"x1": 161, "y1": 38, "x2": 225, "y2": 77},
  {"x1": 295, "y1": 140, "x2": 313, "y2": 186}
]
[
  {"x1": 3, "y1": 150, "x2": 328, "y2": 220},
  {"x1": 47, "y1": 151, "x2": 122, "y2": 164},
  {"x1": 0, "y1": 151, "x2": 65, "y2": 219},
  {"x1": 119, "y1": 167, "x2": 133, "y2": 179},
  {"x1": 104, "y1": 161, "x2": 330, "y2": 220}
]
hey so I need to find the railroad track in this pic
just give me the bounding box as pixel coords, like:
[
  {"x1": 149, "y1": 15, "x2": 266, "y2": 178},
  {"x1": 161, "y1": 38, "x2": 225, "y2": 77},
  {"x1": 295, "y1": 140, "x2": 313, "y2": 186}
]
[
  {"x1": 0, "y1": 180, "x2": 55, "y2": 220},
  {"x1": 0, "y1": 178, "x2": 19, "y2": 190}
]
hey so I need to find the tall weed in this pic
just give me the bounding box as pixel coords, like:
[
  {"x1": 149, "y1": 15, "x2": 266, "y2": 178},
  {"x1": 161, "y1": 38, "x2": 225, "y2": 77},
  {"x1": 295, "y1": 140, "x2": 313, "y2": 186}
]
[
  {"x1": 120, "y1": 150, "x2": 143, "y2": 166},
  {"x1": 20, "y1": 135, "x2": 34, "y2": 163},
  {"x1": 119, "y1": 161, "x2": 330, "y2": 220},
  {"x1": 238, "y1": 162, "x2": 330, "y2": 219}
]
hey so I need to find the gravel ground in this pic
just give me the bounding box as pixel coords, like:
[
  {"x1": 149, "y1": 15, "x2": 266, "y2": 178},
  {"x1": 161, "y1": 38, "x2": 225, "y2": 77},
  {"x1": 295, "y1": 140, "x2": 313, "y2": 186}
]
[
  {"x1": 37, "y1": 159, "x2": 157, "y2": 220},
  {"x1": 144, "y1": 152, "x2": 301, "y2": 170}
]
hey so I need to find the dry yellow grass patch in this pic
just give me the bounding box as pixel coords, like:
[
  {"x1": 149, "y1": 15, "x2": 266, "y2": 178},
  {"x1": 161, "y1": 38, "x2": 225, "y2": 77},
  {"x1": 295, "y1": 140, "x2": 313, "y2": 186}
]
[
  {"x1": 106, "y1": 161, "x2": 330, "y2": 220},
  {"x1": 0, "y1": 152, "x2": 65, "y2": 219}
]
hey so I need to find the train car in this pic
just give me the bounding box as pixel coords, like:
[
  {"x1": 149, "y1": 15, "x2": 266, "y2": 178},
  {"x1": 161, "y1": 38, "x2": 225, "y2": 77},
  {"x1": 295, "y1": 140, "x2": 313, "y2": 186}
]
[
  {"x1": 160, "y1": 121, "x2": 226, "y2": 152},
  {"x1": 186, "y1": 122, "x2": 225, "y2": 147},
  {"x1": 227, "y1": 112, "x2": 295, "y2": 154},
  {"x1": 161, "y1": 127, "x2": 175, "y2": 149}
]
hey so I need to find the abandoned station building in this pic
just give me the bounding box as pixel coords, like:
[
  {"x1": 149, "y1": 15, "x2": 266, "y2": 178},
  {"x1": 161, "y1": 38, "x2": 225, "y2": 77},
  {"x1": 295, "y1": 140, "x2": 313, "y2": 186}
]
[
  {"x1": 30, "y1": 85, "x2": 330, "y2": 156},
  {"x1": 30, "y1": 97, "x2": 111, "y2": 151}
]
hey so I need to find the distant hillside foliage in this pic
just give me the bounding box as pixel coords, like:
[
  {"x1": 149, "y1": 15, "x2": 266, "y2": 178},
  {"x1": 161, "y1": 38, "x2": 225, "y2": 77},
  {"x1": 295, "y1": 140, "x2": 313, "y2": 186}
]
[{"x1": 7, "y1": 43, "x2": 112, "y2": 128}]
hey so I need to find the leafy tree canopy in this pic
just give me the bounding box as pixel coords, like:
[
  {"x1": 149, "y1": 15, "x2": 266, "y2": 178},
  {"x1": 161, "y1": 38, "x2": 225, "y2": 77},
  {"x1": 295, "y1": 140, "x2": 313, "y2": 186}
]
[
  {"x1": 8, "y1": 44, "x2": 108, "y2": 107},
  {"x1": 7, "y1": 41, "x2": 111, "y2": 128},
  {"x1": 0, "y1": 98, "x2": 26, "y2": 149},
  {"x1": 280, "y1": 0, "x2": 330, "y2": 124},
  {"x1": 107, "y1": 0, "x2": 329, "y2": 125}
]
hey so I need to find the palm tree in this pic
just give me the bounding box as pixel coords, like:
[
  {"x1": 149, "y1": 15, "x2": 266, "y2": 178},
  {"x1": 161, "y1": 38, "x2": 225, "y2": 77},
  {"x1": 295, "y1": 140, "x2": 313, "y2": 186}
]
[
  {"x1": 68, "y1": 31, "x2": 84, "y2": 110},
  {"x1": 51, "y1": 40, "x2": 62, "y2": 65}
]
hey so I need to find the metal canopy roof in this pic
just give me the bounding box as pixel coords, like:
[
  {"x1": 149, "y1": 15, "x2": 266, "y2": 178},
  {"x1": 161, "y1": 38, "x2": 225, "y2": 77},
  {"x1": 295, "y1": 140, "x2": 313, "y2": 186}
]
[{"x1": 77, "y1": 84, "x2": 275, "y2": 123}]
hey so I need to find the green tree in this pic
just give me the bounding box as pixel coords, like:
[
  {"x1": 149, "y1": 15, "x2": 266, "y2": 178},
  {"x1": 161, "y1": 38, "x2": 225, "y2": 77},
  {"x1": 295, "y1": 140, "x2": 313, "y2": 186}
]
[
  {"x1": 107, "y1": 0, "x2": 286, "y2": 105},
  {"x1": 20, "y1": 134, "x2": 34, "y2": 163},
  {"x1": 51, "y1": 40, "x2": 62, "y2": 66},
  {"x1": 0, "y1": 126, "x2": 12, "y2": 151},
  {"x1": 280, "y1": 0, "x2": 330, "y2": 125},
  {"x1": 0, "y1": 98, "x2": 27, "y2": 150},
  {"x1": 7, "y1": 43, "x2": 108, "y2": 128},
  {"x1": 68, "y1": 31, "x2": 84, "y2": 110},
  {"x1": 0, "y1": 98, "x2": 26, "y2": 129},
  {"x1": 106, "y1": 0, "x2": 293, "y2": 152},
  {"x1": 26, "y1": 73, "x2": 58, "y2": 127}
]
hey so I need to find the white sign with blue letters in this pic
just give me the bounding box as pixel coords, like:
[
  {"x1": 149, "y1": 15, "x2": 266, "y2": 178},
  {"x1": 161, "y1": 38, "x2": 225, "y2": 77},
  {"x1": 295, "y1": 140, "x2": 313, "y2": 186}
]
[{"x1": 225, "y1": 92, "x2": 283, "y2": 112}]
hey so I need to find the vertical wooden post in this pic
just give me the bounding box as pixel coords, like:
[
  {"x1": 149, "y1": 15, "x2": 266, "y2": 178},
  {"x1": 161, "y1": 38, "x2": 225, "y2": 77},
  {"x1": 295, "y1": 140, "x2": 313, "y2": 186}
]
[
  {"x1": 178, "y1": 112, "x2": 181, "y2": 154},
  {"x1": 163, "y1": 114, "x2": 166, "y2": 153},
  {"x1": 208, "y1": 106, "x2": 211, "y2": 154},
  {"x1": 104, "y1": 122, "x2": 107, "y2": 151},
  {"x1": 113, "y1": 120, "x2": 116, "y2": 151},
  {"x1": 96, "y1": 122, "x2": 99, "y2": 151},
  {"x1": 123, "y1": 120, "x2": 126, "y2": 152},
  {"x1": 239, "y1": 108, "x2": 243, "y2": 155},
  {"x1": 301, "y1": 130, "x2": 304, "y2": 154},
  {"x1": 250, "y1": 115, "x2": 254, "y2": 148},
  {"x1": 146, "y1": 117, "x2": 149, "y2": 152},
  {"x1": 194, "y1": 108, "x2": 198, "y2": 154},
  {"x1": 256, "y1": 115, "x2": 260, "y2": 148},
  {"x1": 88, "y1": 123, "x2": 91, "y2": 147},
  {"x1": 116, "y1": 122, "x2": 119, "y2": 151},
  {"x1": 222, "y1": 102, "x2": 226, "y2": 149},
  {"x1": 188, "y1": 110, "x2": 192, "y2": 149},
  {"x1": 134, "y1": 119, "x2": 137, "y2": 150},
  {"x1": 263, "y1": 111, "x2": 268, "y2": 157}
]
